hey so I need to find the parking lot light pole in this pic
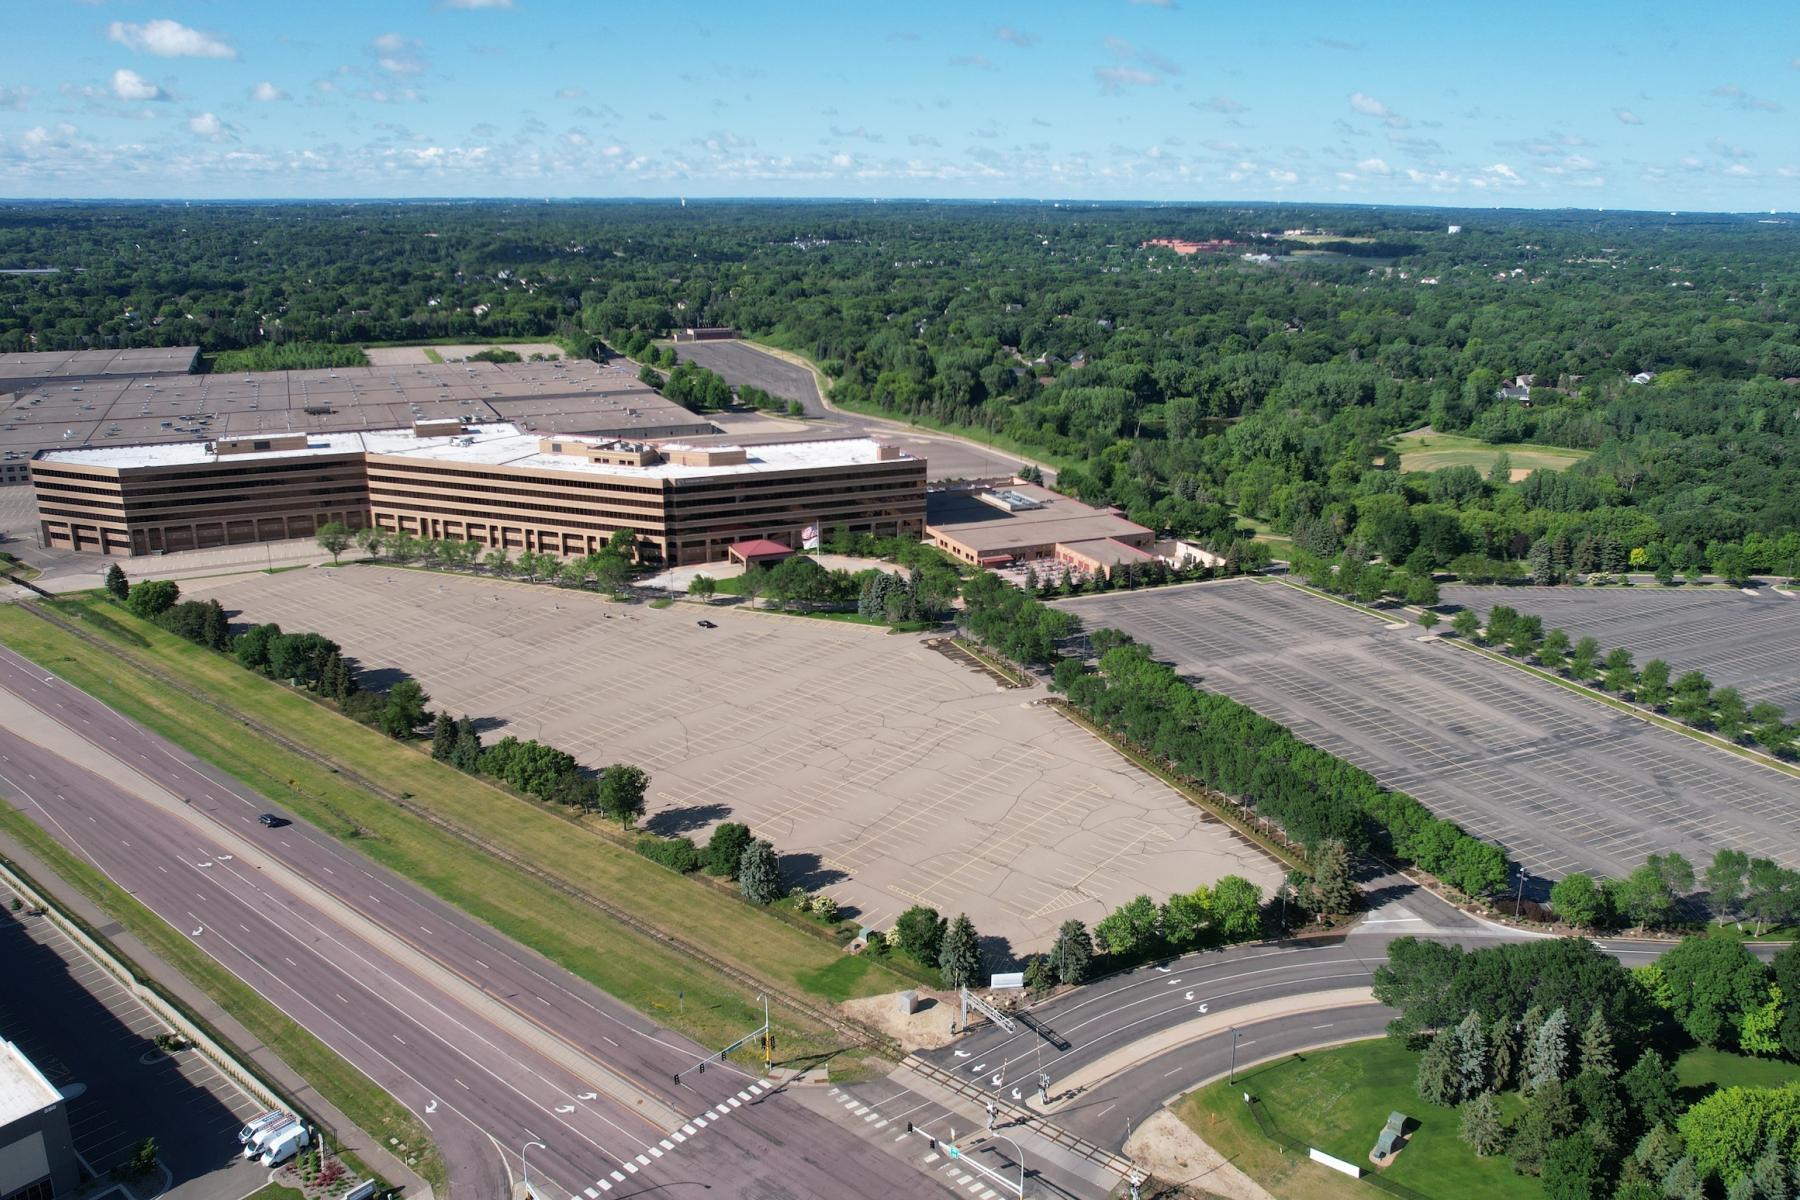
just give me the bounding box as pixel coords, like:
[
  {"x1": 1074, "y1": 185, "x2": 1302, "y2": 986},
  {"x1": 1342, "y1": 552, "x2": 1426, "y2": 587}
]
[
  {"x1": 1514, "y1": 868, "x2": 1530, "y2": 920},
  {"x1": 1229, "y1": 1026, "x2": 1240, "y2": 1084},
  {"x1": 521, "y1": 1139, "x2": 546, "y2": 1200}
]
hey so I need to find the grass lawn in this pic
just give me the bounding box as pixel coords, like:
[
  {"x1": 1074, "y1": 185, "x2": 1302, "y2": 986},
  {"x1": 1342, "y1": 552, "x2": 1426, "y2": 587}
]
[
  {"x1": 421, "y1": 347, "x2": 444, "y2": 364},
  {"x1": 242, "y1": 1185, "x2": 309, "y2": 1200},
  {"x1": 0, "y1": 808, "x2": 442, "y2": 1194},
  {"x1": 1176, "y1": 1038, "x2": 1540, "y2": 1200},
  {"x1": 1675, "y1": 1047, "x2": 1800, "y2": 1094},
  {"x1": 0, "y1": 597, "x2": 913, "y2": 1058},
  {"x1": 1390, "y1": 430, "x2": 1589, "y2": 478},
  {"x1": 0, "y1": 557, "x2": 41, "y2": 583}
]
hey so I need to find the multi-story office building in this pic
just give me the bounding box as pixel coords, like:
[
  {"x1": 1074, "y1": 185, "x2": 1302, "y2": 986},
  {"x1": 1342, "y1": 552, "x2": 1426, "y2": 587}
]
[{"x1": 31, "y1": 423, "x2": 926, "y2": 565}]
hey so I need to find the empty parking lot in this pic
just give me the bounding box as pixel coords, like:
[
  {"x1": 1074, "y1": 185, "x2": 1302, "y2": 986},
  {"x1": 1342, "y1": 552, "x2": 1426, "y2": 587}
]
[
  {"x1": 191, "y1": 567, "x2": 1278, "y2": 955},
  {"x1": 1441, "y1": 583, "x2": 1800, "y2": 713},
  {"x1": 1059, "y1": 579, "x2": 1800, "y2": 883}
]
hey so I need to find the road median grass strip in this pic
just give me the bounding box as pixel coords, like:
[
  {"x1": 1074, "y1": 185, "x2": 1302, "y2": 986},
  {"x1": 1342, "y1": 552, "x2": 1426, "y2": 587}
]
[
  {"x1": 0, "y1": 597, "x2": 909, "y2": 1058},
  {"x1": 0, "y1": 810, "x2": 442, "y2": 1195}
]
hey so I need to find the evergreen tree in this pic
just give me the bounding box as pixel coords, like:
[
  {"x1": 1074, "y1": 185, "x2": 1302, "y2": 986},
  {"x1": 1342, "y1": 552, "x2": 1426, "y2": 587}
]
[
  {"x1": 1579, "y1": 1010, "x2": 1617, "y2": 1080},
  {"x1": 938, "y1": 914, "x2": 981, "y2": 990},
  {"x1": 450, "y1": 716, "x2": 482, "y2": 772},
  {"x1": 1748, "y1": 1139, "x2": 1790, "y2": 1200},
  {"x1": 1307, "y1": 840, "x2": 1358, "y2": 916},
  {"x1": 737, "y1": 839, "x2": 781, "y2": 905},
  {"x1": 430, "y1": 712, "x2": 456, "y2": 761},
  {"x1": 1525, "y1": 1007, "x2": 1571, "y2": 1092},
  {"x1": 1528, "y1": 537, "x2": 1557, "y2": 585},
  {"x1": 1459, "y1": 1093, "x2": 1505, "y2": 1157},
  {"x1": 1632, "y1": 1124, "x2": 1682, "y2": 1184},
  {"x1": 1415, "y1": 1031, "x2": 1460, "y2": 1107},
  {"x1": 1454, "y1": 1009, "x2": 1491, "y2": 1100},
  {"x1": 1489, "y1": 1014, "x2": 1518, "y2": 1092},
  {"x1": 1510, "y1": 1079, "x2": 1577, "y2": 1176},
  {"x1": 1544, "y1": 1131, "x2": 1607, "y2": 1200},
  {"x1": 1661, "y1": 1157, "x2": 1704, "y2": 1200},
  {"x1": 201, "y1": 599, "x2": 230, "y2": 651},
  {"x1": 1621, "y1": 1051, "x2": 1682, "y2": 1133},
  {"x1": 104, "y1": 562, "x2": 130, "y2": 601},
  {"x1": 1049, "y1": 919, "x2": 1094, "y2": 985}
]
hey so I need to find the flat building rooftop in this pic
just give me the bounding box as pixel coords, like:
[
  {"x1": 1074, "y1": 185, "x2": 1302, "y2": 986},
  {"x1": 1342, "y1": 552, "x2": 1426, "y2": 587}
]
[
  {"x1": 0, "y1": 1039, "x2": 62, "y2": 1128},
  {"x1": 36, "y1": 423, "x2": 918, "y2": 482},
  {"x1": 925, "y1": 482, "x2": 1151, "y2": 555}
]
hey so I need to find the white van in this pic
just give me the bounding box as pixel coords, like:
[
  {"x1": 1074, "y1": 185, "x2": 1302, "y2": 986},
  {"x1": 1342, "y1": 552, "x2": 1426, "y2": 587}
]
[
  {"x1": 259, "y1": 1123, "x2": 311, "y2": 1167},
  {"x1": 243, "y1": 1114, "x2": 300, "y2": 1159},
  {"x1": 237, "y1": 1110, "x2": 288, "y2": 1147}
]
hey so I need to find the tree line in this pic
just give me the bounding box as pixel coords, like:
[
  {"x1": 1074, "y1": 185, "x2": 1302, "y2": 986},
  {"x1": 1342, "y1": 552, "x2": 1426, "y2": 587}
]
[{"x1": 1375, "y1": 933, "x2": 1800, "y2": 1198}]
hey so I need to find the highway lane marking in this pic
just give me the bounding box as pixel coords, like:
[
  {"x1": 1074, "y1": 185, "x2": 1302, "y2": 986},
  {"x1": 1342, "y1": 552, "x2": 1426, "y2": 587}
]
[
  {"x1": 393, "y1": 1035, "x2": 406, "y2": 1045},
  {"x1": 602, "y1": 1036, "x2": 618, "y2": 1047},
  {"x1": 1312, "y1": 1023, "x2": 1334, "y2": 1030}
]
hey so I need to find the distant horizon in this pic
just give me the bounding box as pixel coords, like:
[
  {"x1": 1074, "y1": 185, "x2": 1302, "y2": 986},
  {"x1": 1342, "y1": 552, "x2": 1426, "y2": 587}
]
[
  {"x1": 4, "y1": 0, "x2": 1795, "y2": 209},
  {"x1": 1, "y1": 195, "x2": 1795, "y2": 219}
]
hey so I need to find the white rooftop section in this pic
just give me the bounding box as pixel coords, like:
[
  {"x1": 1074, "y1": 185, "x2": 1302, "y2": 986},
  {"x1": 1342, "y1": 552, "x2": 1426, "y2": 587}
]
[
  {"x1": 382, "y1": 428, "x2": 910, "y2": 479},
  {"x1": 0, "y1": 1040, "x2": 62, "y2": 1127},
  {"x1": 36, "y1": 423, "x2": 913, "y2": 480}
]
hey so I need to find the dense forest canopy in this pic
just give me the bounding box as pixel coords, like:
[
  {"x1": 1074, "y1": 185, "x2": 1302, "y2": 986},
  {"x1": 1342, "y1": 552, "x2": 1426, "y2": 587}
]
[{"x1": 3, "y1": 200, "x2": 1796, "y2": 569}]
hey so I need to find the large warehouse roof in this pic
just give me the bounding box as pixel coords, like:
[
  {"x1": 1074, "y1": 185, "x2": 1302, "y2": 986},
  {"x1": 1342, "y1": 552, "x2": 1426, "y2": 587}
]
[
  {"x1": 0, "y1": 1040, "x2": 62, "y2": 1128},
  {"x1": 924, "y1": 483, "x2": 1150, "y2": 556}
]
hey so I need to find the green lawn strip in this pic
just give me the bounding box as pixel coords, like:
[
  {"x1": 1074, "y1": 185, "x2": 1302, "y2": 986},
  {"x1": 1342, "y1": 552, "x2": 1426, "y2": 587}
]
[
  {"x1": 0, "y1": 601, "x2": 910, "y2": 1051},
  {"x1": 1442, "y1": 638, "x2": 1800, "y2": 781},
  {"x1": 243, "y1": 1185, "x2": 309, "y2": 1200},
  {"x1": 1178, "y1": 1038, "x2": 1538, "y2": 1200},
  {"x1": 1675, "y1": 1047, "x2": 1800, "y2": 1093},
  {"x1": 0, "y1": 808, "x2": 441, "y2": 1195},
  {"x1": 421, "y1": 348, "x2": 444, "y2": 364},
  {"x1": 947, "y1": 637, "x2": 1029, "y2": 687}
]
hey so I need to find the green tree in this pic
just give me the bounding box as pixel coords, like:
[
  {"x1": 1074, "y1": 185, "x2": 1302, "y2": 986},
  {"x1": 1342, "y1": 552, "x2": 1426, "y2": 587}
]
[
  {"x1": 315, "y1": 520, "x2": 352, "y2": 564},
  {"x1": 1095, "y1": 895, "x2": 1162, "y2": 957},
  {"x1": 1621, "y1": 1051, "x2": 1682, "y2": 1133},
  {"x1": 1676, "y1": 1081, "x2": 1800, "y2": 1191},
  {"x1": 1569, "y1": 636, "x2": 1601, "y2": 682},
  {"x1": 1417, "y1": 609, "x2": 1439, "y2": 633},
  {"x1": 1542, "y1": 1131, "x2": 1606, "y2": 1200},
  {"x1": 1736, "y1": 983, "x2": 1785, "y2": 1056},
  {"x1": 381, "y1": 678, "x2": 430, "y2": 738},
  {"x1": 1539, "y1": 627, "x2": 1572, "y2": 672},
  {"x1": 125, "y1": 578, "x2": 179, "y2": 618},
  {"x1": 736, "y1": 839, "x2": 782, "y2": 904},
  {"x1": 1656, "y1": 933, "x2": 1772, "y2": 1048},
  {"x1": 354, "y1": 525, "x2": 384, "y2": 558},
  {"x1": 894, "y1": 906, "x2": 946, "y2": 967},
  {"x1": 1602, "y1": 646, "x2": 1637, "y2": 694},
  {"x1": 1450, "y1": 608, "x2": 1480, "y2": 639},
  {"x1": 429, "y1": 712, "x2": 455, "y2": 760},
  {"x1": 688, "y1": 574, "x2": 717, "y2": 602},
  {"x1": 1670, "y1": 669, "x2": 1715, "y2": 726},
  {"x1": 1713, "y1": 687, "x2": 1751, "y2": 742},
  {"x1": 1211, "y1": 874, "x2": 1264, "y2": 942},
  {"x1": 704, "y1": 822, "x2": 753, "y2": 877},
  {"x1": 1578, "y1": 1010, "x2": 1616, "y2": 1079},
  {"x1": 1636, "y1": 659, "x2": 1672, "y2": 708},
  {"x1": 449, "y1": 715, "x2": 482, "y2": 772},
  {"x1": 104, "y1": 562, "x2": 129, "y2": 601},
  {"x1": 1551, "y1": 873, "x2": 1608, "y2": 930},
  {"x1": 1705, "y1": 849, "x2": 1752, "y2": 922},
  {"x1": 1307, "y1": 841, "x2": 1358, "y2": 917},
  {"x1": 1160, "y1": 887, "x2": 1214, "y2": 947},
  {"x1": 1049, "y1": 919, "x2": 1094, "y2": 985},
  {"x1": 597, "y1": 763, "x2": 650, "y2": 829},
  {"x1": 938, "y1": 914, "x2": 981, "y2": 990},
  {"x1": 1459, "y1": 1092, "x2": 1506, "y2": 1157},
  {"x1": 1774, "y1": 943, "x2": 1800, "y2": 1059},
  {"x1": 1510, "y1": 1079, "x2": 1578, "y2": 1176},
  {"x1": 1524, "y1": 1007, "x2": 1572, "y2": 1092}
]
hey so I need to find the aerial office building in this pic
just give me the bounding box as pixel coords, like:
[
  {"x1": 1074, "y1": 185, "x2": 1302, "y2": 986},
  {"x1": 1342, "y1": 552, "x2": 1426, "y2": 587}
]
[
  {"x1": 0, "y1": 1040, "x2": 78, "y2": 1200},
  {"x1": 31, "y1": 423, "x2": 926, "y2": 565}
]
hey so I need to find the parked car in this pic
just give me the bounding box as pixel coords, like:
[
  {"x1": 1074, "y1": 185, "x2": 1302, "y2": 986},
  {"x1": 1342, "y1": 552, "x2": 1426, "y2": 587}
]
[{"x1": 696, "y1": 619, "x2": 717, "y2": 629}]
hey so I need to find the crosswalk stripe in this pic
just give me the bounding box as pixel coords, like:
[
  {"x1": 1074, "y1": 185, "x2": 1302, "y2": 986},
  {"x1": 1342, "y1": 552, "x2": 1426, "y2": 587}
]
[
  {"x1": 623, "y1": 1162, "x2": 638, "y2": 1175},
  {"x1": 923, "y1": 1153, "x2": 940, "y2": 1164},
  {"x1": 609, "y1": 1171, "x2": 625, "y2": 1183},
  {"x1": 736, "y1": 1090, "x2": 751, "y2": 1101},
  {"x1": 728, "y1": 1097, "x2": 742, "y2": 1108},
  {"x1": 649, "y1": 1148, "x2": 663, "y2": 1159},
  {"x1": 670, "y1": 1133, "x2": 685, "y2": 1143},
  {"x1": 584, "y1": 1188, "x2": 598, "y2": 1197},
  {"x1": 682, "y1": 1124, "x2": 696, "y2": 1135},
  {"x1": 635, "y1": 1155, "x2": 650, "y2": 1166},
  {"x1": 659, "y1": 1140, "x2": 673, "y2": 1151}
]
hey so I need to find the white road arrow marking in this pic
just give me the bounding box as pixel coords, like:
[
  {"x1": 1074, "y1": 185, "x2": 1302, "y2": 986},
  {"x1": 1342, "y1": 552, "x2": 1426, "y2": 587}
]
[
  {"x1": 191, "y1": 926, "x2": 204, "y2": 936},
  {"x1": 953, "y1": 1051, "x2": 972, "y2": 1059},
  {"x1": 1197, "y1": 1003, "x2": 1208, "y2": 1014},
  {"x1": 1184, "y1": 991, "x2": 1194, "y2": 1001},
  {"x1": 555, "y1": 1105, "x2": 576, "y2": 1114},
  {"x1": 1154, "y1": 965, "x2": 1171, "y2": 974},
  {"x1": 425, "y1": 1099, "x2": 438, "y2": 1114},
  {"x1": 577, "y1": 1092, "x2": 598, "y2": 1101}
]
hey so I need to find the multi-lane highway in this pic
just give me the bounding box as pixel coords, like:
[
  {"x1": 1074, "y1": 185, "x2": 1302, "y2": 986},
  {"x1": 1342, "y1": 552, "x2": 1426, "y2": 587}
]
[{"x1": 0, "y1": 642, "x2": 959, "y2": 1200}]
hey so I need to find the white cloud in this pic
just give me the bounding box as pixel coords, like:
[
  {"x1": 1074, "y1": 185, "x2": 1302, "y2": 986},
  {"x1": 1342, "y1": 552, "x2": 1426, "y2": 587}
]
[
  {"x1": 565, "y1": 130, "x2": 589, "y2": 146},
  {"x1": 371, "y1": 33, "x2": 426, "y2": 76},
  {"x1": 1725, "y1": 162, "x2": 1754, "y2": 177},
  {"x1": 949, "y1": 54, "x2": 993, "y2": 70},
  {"x1": 1357, "y1": 156, "x2": 1392, "y2": 175},
  {"x1": 250, "y1": 81, "x2": 290, "y2": 103},
  {"x1": 1710, "y1": 136, "x2": 1752, "y2": 159},
  {"x1": 1103, "y1": 37, "x2": 1180, "y2": 77},
  {"x1": 1710, "y1": 83, "x2": 1781, "y2": 112},
  {"x1": 1348, "y1": 91, "x2": 1390, "y2": 117},
  {"x1": 0, "y1": 86, "x2": 31, "y2": 111},
  {"x1": 555, "y1": 86, "x2": 585, "y2": 100},
  {"x1": 995, "y1": 26, "x2": 1039, "y2": 48},
  {"x1": 1197, "y1": 95, "x2": 1245, "y2": 114},
  {"x1": 439, "y1": 0, "x2": 514, "y2": 7},
  {"x1": 830, "y1": 152, "x2": 853, "y2": 168},
  {"x1": 1127, "y1": 0, "x2": 1178, "y2": 6},
  {"x1": 111, "y1": 68, "x2": 168, "y2": 102},
  {"x1": 1267, "y1": 168, "x2": 1298, "y2": 184},
  {"x1": 187, "y1": 112, "x2": 233, "y2": 142},
  {"x1": 1615, "y1": 108, "x2": 1642, "y2": 125},
  {"x1": 108, "y1": 19, "x2": 236, "y2": 60}
]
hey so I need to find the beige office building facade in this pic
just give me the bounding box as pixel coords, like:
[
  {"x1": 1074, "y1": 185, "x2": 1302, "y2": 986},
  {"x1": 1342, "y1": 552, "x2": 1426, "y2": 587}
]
[{"x1": 31, "y1": 424, "x2": 924, "y2": 565}]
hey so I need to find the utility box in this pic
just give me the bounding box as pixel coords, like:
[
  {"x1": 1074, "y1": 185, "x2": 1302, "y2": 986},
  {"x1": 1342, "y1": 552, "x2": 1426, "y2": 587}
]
[{"x1": 898, "y1": 990, "x2": 920, "y2": 1015}]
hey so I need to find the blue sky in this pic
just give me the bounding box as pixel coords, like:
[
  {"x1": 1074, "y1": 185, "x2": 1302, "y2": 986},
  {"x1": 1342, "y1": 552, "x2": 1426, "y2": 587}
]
[{"x1": 2, "y1": 0, "x2": 1796, "y2": 208}]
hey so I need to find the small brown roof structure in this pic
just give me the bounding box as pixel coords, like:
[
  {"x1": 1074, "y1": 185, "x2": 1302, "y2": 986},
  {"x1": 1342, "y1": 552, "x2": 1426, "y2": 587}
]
[{"x1": 728, "y1": 538, "x2": 796, "y2": 566}]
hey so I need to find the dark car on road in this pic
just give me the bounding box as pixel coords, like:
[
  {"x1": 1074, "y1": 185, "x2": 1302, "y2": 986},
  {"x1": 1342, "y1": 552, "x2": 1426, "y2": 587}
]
[
  {"x1": 258, "y1": 813, "x2": 284, "y2": 828},
  {"x1": 696, "y1": 619, "x2": 717, "y2": 629}
]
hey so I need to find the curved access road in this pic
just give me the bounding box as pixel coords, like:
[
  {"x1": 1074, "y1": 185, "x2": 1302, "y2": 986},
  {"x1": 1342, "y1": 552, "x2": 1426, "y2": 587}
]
[
  {"x1": 0, "y1": 643, "x2": 958, "y2": 1200},
  {"x1": 916, "y1": 870, "x2": 1707, "y2": 1156}
]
